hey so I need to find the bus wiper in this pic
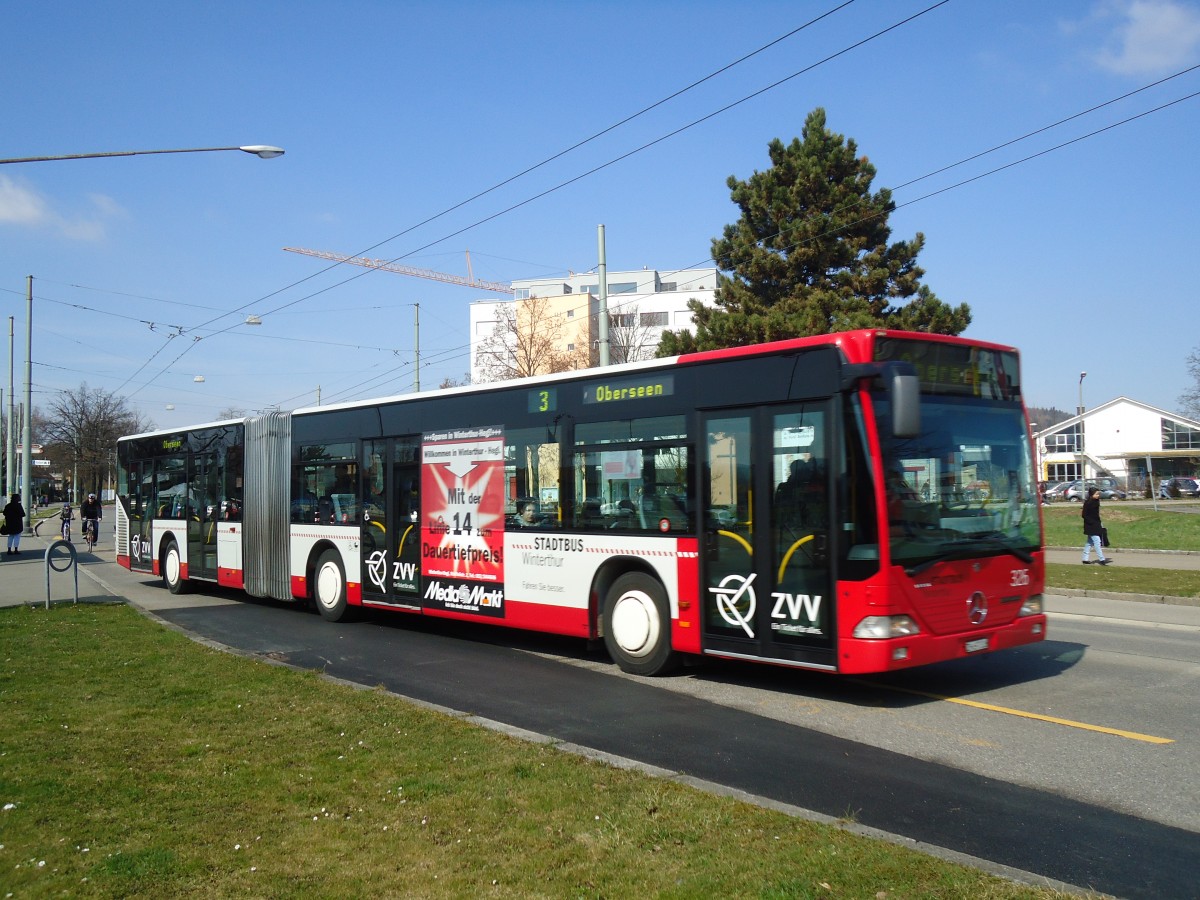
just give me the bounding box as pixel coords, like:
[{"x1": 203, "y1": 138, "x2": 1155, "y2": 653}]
[
  {"x1": 904, "y1": 546, "x2": 976, "y2": 577},
  {"x1": 904, "y1": 537, "x2": 1033, "y2": 577},
  {"x1": 965, "y1": 531, "x2": 1036, "y2": 564}
]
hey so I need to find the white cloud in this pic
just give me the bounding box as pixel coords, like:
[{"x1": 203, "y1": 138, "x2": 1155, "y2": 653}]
[
  {"x1": 0, "y1": 176, "x2": 123, "y2": 240},
  {"x1": 0, "y1": 175, "x2": 50, "y2": 225},
  {"x1": 1092, "y1": 0, "x2": 1200, "y2": 74}
]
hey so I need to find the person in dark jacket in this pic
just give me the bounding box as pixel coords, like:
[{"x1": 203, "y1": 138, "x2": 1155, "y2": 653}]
[
  {"x1": 3, "y1": 493, "x2": 25, "y2": 555},
  {"x1": 1081, "y1": 487, "x2": 1111, "y2": 565}
]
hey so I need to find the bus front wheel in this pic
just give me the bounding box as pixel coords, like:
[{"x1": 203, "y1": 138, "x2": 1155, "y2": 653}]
[
  {"x1": 602, "y1": 573, "x2": 678, "y2": 676},
  {"x1": 163, "y1": 540, "x2": 188, "y2": 595},
  {"x1": 313, "y1": 549, "x2": 349, "y2": 621}
]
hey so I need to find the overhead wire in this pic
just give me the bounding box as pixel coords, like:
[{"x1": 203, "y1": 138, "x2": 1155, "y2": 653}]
[
  {"x1": 72, "y1": 2, "x2": 1196, "y2": 411},
  {"x1": 251, "y1": 0, "x2": 952, "y2": 324},
  {"x1": 96, "y1": 2, "x2": 869, "y2": 405},
  {"x1": 112, "y1": 1, "x2": 920, "y2": 399},
  {"x1": 162, "y1": 0, "x2": 952, "y2": 405},
  {"x1": 575, "y1": 65, "x2": 1200, "y2": 304},
  {"x1": 317, "y1": 71, "x2": 1200, "y2": 402},
  {"x1": 190, "y1": 0, "x2": 863, "y2": 329}
]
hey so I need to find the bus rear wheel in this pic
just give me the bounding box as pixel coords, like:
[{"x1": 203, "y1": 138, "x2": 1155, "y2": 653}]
[
  {"x1": 602, "y1": 572, "x2": 678, "y2": 676},
  {"x1": 313, "y1": 549, "x2": 349, "y2": 621},
  {"x1": 163, "y1": 540, "x2": 188, "y2": 595}
]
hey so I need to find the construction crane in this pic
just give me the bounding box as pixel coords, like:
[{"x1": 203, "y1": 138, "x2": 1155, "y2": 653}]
[{"x1": 283, "y1": 246, "x2": 514, "y2": 295}]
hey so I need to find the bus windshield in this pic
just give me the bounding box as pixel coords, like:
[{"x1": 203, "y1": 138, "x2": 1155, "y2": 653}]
[{"x1": 874, "y1": 395, "x2": 1040, "y2": 573}]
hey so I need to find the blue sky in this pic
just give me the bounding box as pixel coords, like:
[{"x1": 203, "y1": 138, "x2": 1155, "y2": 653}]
[{"x1": 3, "y1": 0, "x2": 1199, "y2": 431}]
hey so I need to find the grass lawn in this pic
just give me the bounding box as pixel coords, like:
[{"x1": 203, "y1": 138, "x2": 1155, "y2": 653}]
[
  {"x1": 0, "y1": 604, "x2": 1057, "y2": 898},
  {"x1": 1042, "y1": 504, "x2": 1200, "y2": 597},
  {"x1": 1045, "y1": 562, "x2": 1200, "y2": 598},
  {"x1": 1041, "y1": 503, "x2": 1200, "y2": 551}
]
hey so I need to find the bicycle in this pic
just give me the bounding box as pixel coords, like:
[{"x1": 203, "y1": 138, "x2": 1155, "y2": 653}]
[
  {"x1": 59, "y1": 507, "x2": 73, "y2": 542},
  {"x1": 84, "y1": 517, "x2": 99, "y2": 552}
]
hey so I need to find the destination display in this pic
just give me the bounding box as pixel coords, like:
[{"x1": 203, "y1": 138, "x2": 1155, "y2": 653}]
[{"x1": 875, "y1": 337, "x2": 1019, "y2": 401}]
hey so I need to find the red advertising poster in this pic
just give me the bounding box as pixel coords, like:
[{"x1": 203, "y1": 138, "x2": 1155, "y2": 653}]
[{"x1": 421, "y1": 427, "x2": 506, "y2": 617}]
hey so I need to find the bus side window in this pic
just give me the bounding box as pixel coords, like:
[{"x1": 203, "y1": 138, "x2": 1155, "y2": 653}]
[{"x1": 506, "y1": 428, "x2": 560, "y2": 529}]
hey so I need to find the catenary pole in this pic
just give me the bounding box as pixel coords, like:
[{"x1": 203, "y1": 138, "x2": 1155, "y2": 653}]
[
  {"x1": 22, "y1": 277, "x2": 33, "y2": 532},
  {"x1": 597, "y1": 225, "x2": 609, "y2": 367},
  {"x1": 6, "y1": 316, "x2": 14, "y2": 496}
]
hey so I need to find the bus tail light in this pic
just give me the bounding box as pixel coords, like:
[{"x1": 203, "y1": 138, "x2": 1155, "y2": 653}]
[
  {"x1": 1019, "y1": 595, "x2": 1043, "y2": 617},
  {"x1": 853, "y1": 615, "x2": 920, "y2": 640}
]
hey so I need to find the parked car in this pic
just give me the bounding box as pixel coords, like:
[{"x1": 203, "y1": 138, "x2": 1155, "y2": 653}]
[
  {"x1": 1158, "y1": 476, "x2": 1200, "y2": 499},
  {"x1": 1061, "y1": 480, "x2": 1085, "y2": 501},
  {"x1": 1065, "y1": 478, "x2": 1127, "y2": 502},
  {"x1": 1042, "y1": 481, "x2": 1070, "y2": 502}
]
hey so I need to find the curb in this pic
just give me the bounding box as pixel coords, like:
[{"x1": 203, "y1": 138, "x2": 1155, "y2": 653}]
[
  {"x1": 1047, "y1": 545, "x2": 1200, "y2": 556},
  {"x1": 1049, "y1": 587, "x2": 1200, "y2": 607}
]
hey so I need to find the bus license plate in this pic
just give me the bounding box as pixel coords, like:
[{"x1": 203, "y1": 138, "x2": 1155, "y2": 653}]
[{"x1": 964, "y1": 637, "x2": 989, "y2": 653}]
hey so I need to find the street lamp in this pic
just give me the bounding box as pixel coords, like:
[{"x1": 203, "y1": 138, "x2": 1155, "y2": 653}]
[
  {"x1": 15, "y1": 143, "x2": 284, "y2": 532},
  {"x1": 1078, "y1": 371, "x2": 1087, "y2": 487},
  {"x1": 0, "y1": 145, "x2": 285, "y2": 164}
]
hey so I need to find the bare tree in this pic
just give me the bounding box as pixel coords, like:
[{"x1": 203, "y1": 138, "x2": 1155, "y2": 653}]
[
  {"x1": 38, "y1": 384, "x2": 152, "y2": 498},
  {"x1": 476, "y1": 296, "x2": 590, "y2": 382},
  {"x1": 607, "y1": 303, "x2": 660, "y2": 365},
  {"x1": 438, "y1": 373, "x2": 471, "y2": 389},
  {"x1": 216, "y1": 406, "x2": 247, "y2": 420},
  {"x1": 1180, "y1": 349, "x2": 1200, "y2": 419}
]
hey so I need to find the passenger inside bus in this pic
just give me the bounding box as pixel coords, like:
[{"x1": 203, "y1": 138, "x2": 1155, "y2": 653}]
[
  {"x1": 775, "y1": 458, "x2": 827, "y2": 535},
  {"x1": 511, "y1": 499, "x2": 546, "y2": 528}
]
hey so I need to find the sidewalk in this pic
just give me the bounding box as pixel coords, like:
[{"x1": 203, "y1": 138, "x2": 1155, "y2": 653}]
[
  {"x1": 1045, "y1": 546, "x2": 1200, "y2": 569},
  {"x1": 5, "y1": 527, "x2": 1200, "y2": 629},
  {"x1": 0, "y1": 524, "x2": 121, "y2": 609},
  {"x1": 1042, "y1": 591, "x2": 1200, "y2": 627}
]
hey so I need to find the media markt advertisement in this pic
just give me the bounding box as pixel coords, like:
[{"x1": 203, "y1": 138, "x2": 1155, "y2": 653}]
[{"x1": 421, "y1": 426, "x2": 506, "y2": 617}]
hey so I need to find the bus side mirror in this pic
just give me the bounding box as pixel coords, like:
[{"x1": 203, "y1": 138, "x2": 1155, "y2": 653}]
[
  {"x1": 890, "y1": 371, "x2": 920, "y2": 438},
  {"x1": 840, "y1": 360, "x2": 920, "y2": 437}
]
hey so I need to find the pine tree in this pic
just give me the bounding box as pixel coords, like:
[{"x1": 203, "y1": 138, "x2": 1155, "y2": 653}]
[{"x1": 659, "y1": 108, "x2": 970, "y2": 354}]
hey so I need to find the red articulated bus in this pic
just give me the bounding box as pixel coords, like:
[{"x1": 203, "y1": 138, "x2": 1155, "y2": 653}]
[{"x1": 116, "y1": 329, "x2": 1045, "y2": 675}]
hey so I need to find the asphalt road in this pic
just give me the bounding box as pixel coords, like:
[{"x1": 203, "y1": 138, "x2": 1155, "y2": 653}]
[{"x1": 20, "y1": 547, "x2": 1186, "y2": 900}]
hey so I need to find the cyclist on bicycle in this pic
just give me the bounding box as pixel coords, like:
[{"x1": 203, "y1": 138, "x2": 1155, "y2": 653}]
[
  {"x1": 80, "y1": 492, "x2": 103, "y2": 549},
  {"x1": 59, "y1": 501, "x2": 74, "y2": 541}
]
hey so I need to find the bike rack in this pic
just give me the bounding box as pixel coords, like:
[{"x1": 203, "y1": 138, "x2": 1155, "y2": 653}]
[{"x1": 44, "y1": 539, "x2": 79, "y2": 609}]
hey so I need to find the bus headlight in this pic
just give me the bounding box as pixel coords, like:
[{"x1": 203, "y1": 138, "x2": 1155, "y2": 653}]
[
  {"x1": 853, "y1": 615, "x2": 920, "y2": 639},
  {"x1": 1019, "y1": 595, "x2": 1043, "y2": 616}
]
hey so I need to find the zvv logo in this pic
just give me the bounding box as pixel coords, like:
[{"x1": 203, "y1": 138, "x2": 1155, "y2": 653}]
[
  {"x1": 366, "y1": 550, "x2": 419, "y2": 591},
  {"x1": 770, "y1": 592, "x2": 822, "y2": 623},
  {"x1": 366, "y1": 550, "x2": 388, "y2": 590},
  {"x1": 710, "y1": 573, "x2": 757, "y2": 638}
]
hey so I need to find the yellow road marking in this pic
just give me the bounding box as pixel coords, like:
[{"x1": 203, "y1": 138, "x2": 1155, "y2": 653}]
[{"x1": 858, "y1": 681, "x2": 1175, "y2": 744}]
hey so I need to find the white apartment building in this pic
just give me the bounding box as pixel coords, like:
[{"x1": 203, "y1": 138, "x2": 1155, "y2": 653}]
[{"x1": 469, "y1": 266, "x2": 717, "y2": 382}]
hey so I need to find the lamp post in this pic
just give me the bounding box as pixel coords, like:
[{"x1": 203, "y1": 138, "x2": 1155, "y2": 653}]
[
  {"x1": 14, "y1": 144, "x2": 284, "y2": 532},
  {"x1": 0, "y1": 145, "x2": 284, "y2": 165},
  {"x1": 1078, "y1": 371, "x2": 1087, "y2": 488}
]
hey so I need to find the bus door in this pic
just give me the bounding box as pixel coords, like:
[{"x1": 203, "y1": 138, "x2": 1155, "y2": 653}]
[
  {"x1": 360, "y1": 437, "x2": 422, "y2": 609},
  {"x1": 128, "y1": 460, "x2": 154, "y2": 573},
  {"x1": 186, "y1": 451, "x2": 220, "y2": 581},
  {"x1": 701, "y1": 405, "x2": 836, "y2": 670}
]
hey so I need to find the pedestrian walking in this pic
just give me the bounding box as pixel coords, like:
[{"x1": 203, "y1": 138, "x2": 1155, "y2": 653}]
[
  {"x1": 2, "y1": 493, "x2": 26, "y2": 556},
  {"x1": 1081, "y1": 487, "x2": 1111, "y2": 565}
]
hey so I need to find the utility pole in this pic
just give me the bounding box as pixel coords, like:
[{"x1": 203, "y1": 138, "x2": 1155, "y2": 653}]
[
  {"x1": 1077, "y1": 371, "x2": 1087, "y2": 487},
  {"x1": 597, "y1": 225, "x2": 609, "y2": 367},
  {"x1": 21, "y1": 276, "x2": 33, "y2": 532},
  {"x1": 6, "y1": 316, "x2": 14, "y2": 496}
]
